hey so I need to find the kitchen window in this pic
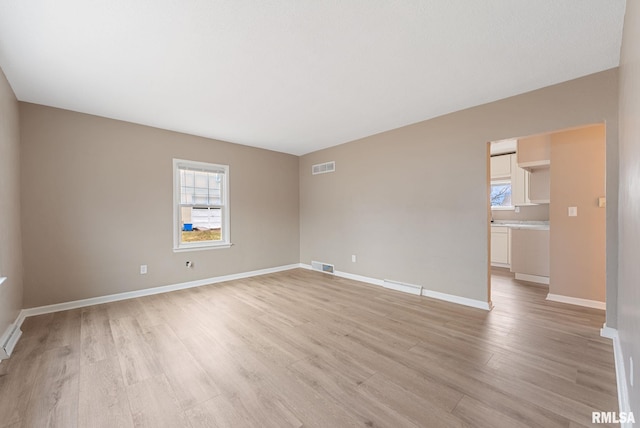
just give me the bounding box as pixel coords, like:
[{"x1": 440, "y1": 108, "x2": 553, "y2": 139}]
[
  {"x1": 173, "y1": 159, "x2": 230, "y2": 251},
  {"x1": 490, "y1": 180, "x2": 513, "y2": 209}
]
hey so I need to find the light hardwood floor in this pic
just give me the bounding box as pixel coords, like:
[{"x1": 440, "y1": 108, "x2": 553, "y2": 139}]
[{"x1": 0, "y1": 268, "x2": 618, "y2": 427}]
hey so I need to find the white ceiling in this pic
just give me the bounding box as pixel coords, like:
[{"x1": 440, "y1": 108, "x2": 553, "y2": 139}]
[{"x1": 0, "y1": 1, "x2": 626, "y2": 155}]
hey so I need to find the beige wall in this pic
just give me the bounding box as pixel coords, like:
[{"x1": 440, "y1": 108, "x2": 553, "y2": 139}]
[
  {"x1": 300, "y1": 69, "x2": 618, "y2": 306},
  {"x1": 617, "y1": 0, "x2": 640, "y2": 413},
  {"x1": 549, "y1": 125, "x2": 606, "y2": 302},
  {"x1": 19, "y1": 103, "x2": 300, "y2": 307},
  {"x1": 0, "y1": 67, "x2": 23, "y2": 335}
]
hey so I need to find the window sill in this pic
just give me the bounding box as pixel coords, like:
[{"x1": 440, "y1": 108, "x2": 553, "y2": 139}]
[
  {"x1": 173, "y1": 243, "x2": 233, "y2": 253},
  {"x1": 491, "y1": 206, "x2": 515, "y2": 211}
]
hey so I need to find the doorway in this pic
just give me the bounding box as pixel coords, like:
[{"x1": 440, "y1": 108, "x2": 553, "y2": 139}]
[{"x1": 488, "y1": 124, "x2": 607, "y2": 311}]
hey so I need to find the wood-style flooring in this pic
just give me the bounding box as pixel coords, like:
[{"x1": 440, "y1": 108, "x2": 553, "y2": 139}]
[{"x1": 0, "y1": 268, "x2": 618, "y2": 427}]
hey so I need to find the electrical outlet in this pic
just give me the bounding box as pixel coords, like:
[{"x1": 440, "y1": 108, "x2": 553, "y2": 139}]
[
  {"x1": 351, "y1": 255, "x2": 357, "y2": 263},
  {"x1": 568, "y1": 206, "x2": 578, "y2": 217},
  {"x1": 140, "y1": 264, "x2": 147, "y2": 275},
  {"x1": 515, "y1": 206, "x2": 520, "y2": 213}
]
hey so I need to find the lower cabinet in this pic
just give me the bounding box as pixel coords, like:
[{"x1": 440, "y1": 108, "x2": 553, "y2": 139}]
[
  {"x1": 510, "y1": 228, "x2": 550, "y2": 280},
  {"x1": 490, "y1": 226, "x2": 510, "y2": 266}
]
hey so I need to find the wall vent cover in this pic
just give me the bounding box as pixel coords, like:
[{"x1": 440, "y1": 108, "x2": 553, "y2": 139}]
[
  {"x1": 312, "y1": 161, "x2": 335, "y2": 175},
  {"x1": 311, "y1": 261, "x2": 335, "y2": 274}
]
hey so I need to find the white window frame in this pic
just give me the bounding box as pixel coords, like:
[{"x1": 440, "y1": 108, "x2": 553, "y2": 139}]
[
  {"x1": 173, "y1": 159, "x2": 231, "y2": 252},
  {"x1": 490, "y1": 179, "x2": 515, "y2": 211}
]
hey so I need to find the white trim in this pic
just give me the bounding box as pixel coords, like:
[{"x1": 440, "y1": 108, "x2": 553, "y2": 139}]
[
  {"x1": 334, "y1": 270, "x2": 384, "y2": 286},
  {"x1": 420, "y1": 288, "x2": 493, "y2": 311},
  {"x1": 172, "y1": 243, "x2": 232, "y2": 253},
  {"x1": 515, "y1": 273, "x2": 550, "y2": 285},
  {"x1": 600, "y1": 322, "x2": 618, "y2": 339},
  {"x1": 20, "y1": 264, "x2": 300, "y2": 318},
  {"x1": 0, "y1": 325, "x2": 22, "y2": 359},
  {"x1": 383, "y1": 279, "x2": 422, "y2": 296},
  {"x1": 518, "y1": 160, "x2": 550, "y2": 170},
  {"x1": 300, "y1": 264, "x2": 491, "y2": 311},
  {"x1": 0, "y1": 312, "x2": 25, "y2": 361},
  {"x1": 600, "y1": 326, "x2": 632, "y2": 428},
  {"x1": 491, "y1": 262, "x2": 511, "y2": 269},
  {"x1": 545, "y1": 293, "x2": 606, "y2": 310}
]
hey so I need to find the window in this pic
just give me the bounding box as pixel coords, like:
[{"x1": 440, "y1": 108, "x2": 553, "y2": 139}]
[
  {"x1": 173, "y1": 159, "x2": 230, "y2": 251},
  {"x1": 490, "y1": 180, "x2": 512, "y2": 208}
]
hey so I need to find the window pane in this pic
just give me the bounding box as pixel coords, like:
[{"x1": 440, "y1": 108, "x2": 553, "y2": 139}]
[
  {"x1": 179, "y1": 168, "x2": 224, "y2": 206},
  {"x1": 180, "y1": 207, "x2": 222, "y2": 243},
  {"x1": 490, "y1": 183, "x2": 512, "y2": 207}
]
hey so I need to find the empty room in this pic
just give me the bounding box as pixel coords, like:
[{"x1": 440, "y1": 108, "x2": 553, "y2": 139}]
[{"x1": 0, "y1": 1, "x2": 638, "y2": 427}]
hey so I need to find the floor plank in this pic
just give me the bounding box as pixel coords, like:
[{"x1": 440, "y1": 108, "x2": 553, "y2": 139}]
[
  {"x1": 0, "y1": 268, "x2": 618, "y2": 427},
  {"x1": 78, "y1": 357, "x2": 134, "y2": 428}
]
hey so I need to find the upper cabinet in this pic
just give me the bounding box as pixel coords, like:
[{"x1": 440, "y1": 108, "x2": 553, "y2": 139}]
[
  {"x1": 511, "y1": 154, "x2": 534, "y2": 206},
  {"x1": 490, "y1": 154, "x2": 511, "y2": 179},
  {"x1": 516, "y1": 135, "x2": 550, "y2": 204},
  {"x1": 528, "y1": 168, "x2": 550, "y2": 203},
  {"x1": 490, "y1": 153, "x2": 537, "y2": 206},
  {"x1": 517, "y1": 135, "x2": 551, "y2": 171}
]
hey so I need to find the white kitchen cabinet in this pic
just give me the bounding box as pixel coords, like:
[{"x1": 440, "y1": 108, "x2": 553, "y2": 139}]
[
  {"x1": 528, "y1": 168, "x2": 550, "y2": 203},
  {"x1": 511, "y1": 154, "x2": 533, "y2": 206},
  {"x1": 510, "y1": 228, "x2": 549, "y2": 284},
  {"x1": 490, "y1": 226, "x2": 510, "y2": 267},
  {"x1": 490, "y1": 154, "x2": 511, "y2": 179},
  {"x1": 517, "y1": 135, "x2": 551, "y2": 171}
]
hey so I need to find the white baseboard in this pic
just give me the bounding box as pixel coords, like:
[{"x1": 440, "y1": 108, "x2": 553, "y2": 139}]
[
  {"x1": 491, "y1": 262, "x2": 510, "y2": 269},
  {"x1": 383, "y1": 279, "x2": 422, "y2": 296},
  {"x1": 600, "y1": 325, "x2": 632, "y2": 428},
  {"x1": 0, "y1": 312, "x2": 26, "y2": 362},
  {"x1": 21, "y1": 264, "x2": 301, "y2": 318},
  {"x1": 600, "y1": 322, "x2": 618, "y2": 339},
  {"x1": 421, "y1": 288, "x2": 493, "y2": 311},
  {"x1": 300, "y1": 264, "x2": 491, "y2": 311},
  {"x1": 334, "y1": 270, "x2": 384, "y2": 287},
  {"x1": 546, "y1": 293, "x2": 606, "y2": 310},
  {"x1": 515, "y1": 273, "x2": 550, "y2": 285}
]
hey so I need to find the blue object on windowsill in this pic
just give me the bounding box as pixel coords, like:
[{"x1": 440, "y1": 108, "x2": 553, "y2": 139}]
[{"x1": 183, "y1": 223, "x2": 193, "y2": 231}]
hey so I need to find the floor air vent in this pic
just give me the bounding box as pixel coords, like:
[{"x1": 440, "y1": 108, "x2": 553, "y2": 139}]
[
  {"x1": 383, "y1": 279, "x2": 422, "y2": 296},
  {"x1": 311, "y1": 261, "x2": 335, "y2": 274},
  {"x1": 312, "y1": 161, "x2": 335, "y2": 175}
]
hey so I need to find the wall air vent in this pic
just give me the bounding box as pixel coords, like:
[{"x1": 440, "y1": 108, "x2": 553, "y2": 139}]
[
  {"x1": 311, "y1": 261, "x2": 335, "y2": 274},
  {"x1": 312, "y1": 161, "x2": 335, "y2": 175},
  {"x1": 383, "y1": 279, "x2": 422, "y2": 296}
]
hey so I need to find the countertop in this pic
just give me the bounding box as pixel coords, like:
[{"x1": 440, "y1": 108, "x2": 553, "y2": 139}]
[{"x1": 490, "y1": 220, "x2": 550, "y2": 230}]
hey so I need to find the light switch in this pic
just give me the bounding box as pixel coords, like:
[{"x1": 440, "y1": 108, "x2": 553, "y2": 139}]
[
  {"x1": 598, "y1": 197, "x2": 606, "y2": 208},
  {"x1": 568, "y1": 207, "x2": 578, "y2": 217}
]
